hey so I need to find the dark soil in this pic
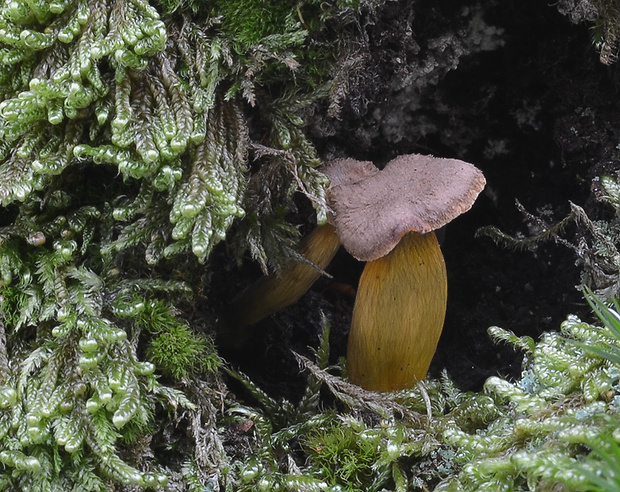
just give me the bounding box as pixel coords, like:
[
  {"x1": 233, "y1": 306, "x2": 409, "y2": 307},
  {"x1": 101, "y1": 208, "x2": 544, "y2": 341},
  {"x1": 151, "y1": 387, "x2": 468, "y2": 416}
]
[{"x1": 218, "y1": 0, "x2": 620, "y2": 398}]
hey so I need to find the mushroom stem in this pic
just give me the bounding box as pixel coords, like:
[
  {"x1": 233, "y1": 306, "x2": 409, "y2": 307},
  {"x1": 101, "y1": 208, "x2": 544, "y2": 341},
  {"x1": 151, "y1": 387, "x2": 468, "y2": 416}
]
[
  {"x1": 346, "y1": 231, "x2": 447, "y2": 391},
  {"x1": 221, "y1": 223, "x2": 341, "y2": 330}
]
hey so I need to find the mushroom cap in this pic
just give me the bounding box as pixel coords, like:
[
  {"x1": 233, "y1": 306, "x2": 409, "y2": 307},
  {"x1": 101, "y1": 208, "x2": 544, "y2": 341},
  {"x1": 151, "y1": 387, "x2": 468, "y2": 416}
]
[
  {"x1": 325, "y1": 153, "x2": 486, "y2": 261},
  {"x1": 321, "y1": 157, "x2": 380, "y2": 188},
  {"x1": 321, "y1": 158, "x2": 380, "y2": 223}
]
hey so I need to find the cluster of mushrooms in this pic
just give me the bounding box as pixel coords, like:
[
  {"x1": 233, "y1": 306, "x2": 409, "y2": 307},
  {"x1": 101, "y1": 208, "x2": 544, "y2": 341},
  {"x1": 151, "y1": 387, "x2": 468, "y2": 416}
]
[{"x1": 221, "y1": 154, "x2": 486, "y2": 392}]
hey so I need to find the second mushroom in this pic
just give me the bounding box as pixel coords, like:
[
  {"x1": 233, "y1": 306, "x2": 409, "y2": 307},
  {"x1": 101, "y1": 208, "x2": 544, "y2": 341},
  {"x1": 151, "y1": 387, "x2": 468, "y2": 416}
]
[{"x1": 323, "y1": 154, "x2": 485, "y2": 391}]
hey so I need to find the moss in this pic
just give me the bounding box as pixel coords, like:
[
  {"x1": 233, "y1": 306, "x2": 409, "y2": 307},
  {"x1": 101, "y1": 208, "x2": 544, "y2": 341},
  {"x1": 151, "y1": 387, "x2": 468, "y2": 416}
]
[
  {"x1": 0, "y1": 284, "x2": 29, "y2": 328},
  {"x1": 0, "y1": 0, "x2": 378, "y2": 487},
  {"x1": 211, "y1": 0, "x2": 299, "y2": 48},
  {"x1": 302, "y1": 421, "x2": 383, "y2": 489},
  {"x1": 147, "y1": 324, "x2": 219, "y2": 380},
  {"x1": 434, "y1": 298, "x2": 620, "y2": 491}
]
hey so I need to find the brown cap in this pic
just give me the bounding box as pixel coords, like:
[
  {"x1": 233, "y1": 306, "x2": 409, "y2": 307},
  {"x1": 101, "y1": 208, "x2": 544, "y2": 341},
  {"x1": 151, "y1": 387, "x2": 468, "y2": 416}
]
[{"x1": 324, "y1": 153, "x2": 486, "y2": 261}]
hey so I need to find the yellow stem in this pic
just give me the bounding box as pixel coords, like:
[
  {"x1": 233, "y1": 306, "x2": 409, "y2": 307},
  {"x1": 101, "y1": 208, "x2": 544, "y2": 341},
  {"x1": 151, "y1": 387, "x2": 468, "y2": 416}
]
[
  {"x1": 222, "y1": 223, "x2": 341, "y2": 329},
  {"x1": 347, "y1": 231, "x2": 447, "y2": 391}
]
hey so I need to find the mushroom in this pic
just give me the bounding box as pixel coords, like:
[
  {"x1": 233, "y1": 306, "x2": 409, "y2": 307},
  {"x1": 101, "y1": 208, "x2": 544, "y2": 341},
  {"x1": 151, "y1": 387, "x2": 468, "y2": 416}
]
[
  {"x1": 219, "y1": 159, "x2": 378, "y2": 334},
  {"x1": 325, "y1": 154, "x2": 486, "y2": 391},
  {"x1": 218, "y1": 153, "x2": 485, "y2": 393}
]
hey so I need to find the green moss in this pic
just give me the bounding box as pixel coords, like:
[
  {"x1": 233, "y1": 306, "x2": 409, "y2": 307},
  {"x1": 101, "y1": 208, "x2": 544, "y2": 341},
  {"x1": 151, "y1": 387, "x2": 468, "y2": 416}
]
[
  {"x1": 132, "y1": 298, "x2": 183, "y2": 335},
  {"x1": 0, "y1": 284, "x2": 29, "y2": 328},
  {"x1": 147, "y1": 324, "x2": 219, "y2": 380},
  {"x1": 124, "y1": 298, "x2": 221, "y2": 380},
  {"x1": 434, "y1": 295, "x2": 620, "y2": 491},
  {"x1": 212, "y1": 0, "x2": 299, "y2": 48},
  {"x1": 0, "y1": 239, "x2": 195, "y2": 489},
  {"x1": 302, "y1": 421, "x2": 384, "y2": 489}
]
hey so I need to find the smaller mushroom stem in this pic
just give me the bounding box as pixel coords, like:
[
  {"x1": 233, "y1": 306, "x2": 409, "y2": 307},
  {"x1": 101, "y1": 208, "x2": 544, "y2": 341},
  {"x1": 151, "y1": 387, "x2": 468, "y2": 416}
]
[
  {"x1": 347, "y1": 231, "x2": 447, "y2": 391},
  {"x1": 219, "y1": 223, "x2": 341, "y2": 333}
]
